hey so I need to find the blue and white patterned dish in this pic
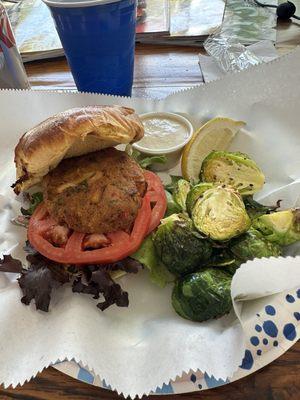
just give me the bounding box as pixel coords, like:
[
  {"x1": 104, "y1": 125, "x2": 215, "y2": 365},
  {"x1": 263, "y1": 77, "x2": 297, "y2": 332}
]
[{"x1": 54, "y1": 286, "x2": 300, "y2": 395}]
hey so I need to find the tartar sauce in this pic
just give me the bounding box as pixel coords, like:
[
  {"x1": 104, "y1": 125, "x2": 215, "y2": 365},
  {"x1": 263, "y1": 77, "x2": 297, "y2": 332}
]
[{"x1": 138, "y1": 115, "x2": 190, "y2": 150}]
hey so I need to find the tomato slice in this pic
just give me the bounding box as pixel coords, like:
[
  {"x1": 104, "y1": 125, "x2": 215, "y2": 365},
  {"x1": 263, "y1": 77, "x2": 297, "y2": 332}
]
[
  {"x1": 144, "y1": 170, "x2": 167, "y2": 235},
  {"x1": 28, "y1": 193, "x2": 151, "y2": 265},
  {"x1": 27, "y1": 170, "x2": 166, "y2": 265}
]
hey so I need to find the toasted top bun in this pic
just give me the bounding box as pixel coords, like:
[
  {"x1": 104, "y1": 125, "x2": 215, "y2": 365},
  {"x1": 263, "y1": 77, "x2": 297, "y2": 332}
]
[{"x1": 13, "y1": 105, "x2": 144, "y2": 194}]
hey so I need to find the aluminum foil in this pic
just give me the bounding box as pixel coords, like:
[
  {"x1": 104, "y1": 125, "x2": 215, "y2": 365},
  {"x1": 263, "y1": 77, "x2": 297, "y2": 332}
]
[{"x1": 203, "y1": 0, "x2": 278, "y2": 73}]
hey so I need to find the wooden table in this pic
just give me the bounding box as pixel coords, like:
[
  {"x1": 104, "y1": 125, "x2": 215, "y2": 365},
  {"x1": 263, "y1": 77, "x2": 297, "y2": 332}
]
[
  {"x1": 2, "y1": 7, "x2": 300, "y2": 400},
  {"x1": 24, "y1": 43, "x2": 204, "y2": 99}
]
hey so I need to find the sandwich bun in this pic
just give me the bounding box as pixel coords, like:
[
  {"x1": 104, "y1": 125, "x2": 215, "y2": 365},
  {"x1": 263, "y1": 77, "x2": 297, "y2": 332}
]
[{"x1": 13, "y1": 105, "x2": 144, "y2": 194}]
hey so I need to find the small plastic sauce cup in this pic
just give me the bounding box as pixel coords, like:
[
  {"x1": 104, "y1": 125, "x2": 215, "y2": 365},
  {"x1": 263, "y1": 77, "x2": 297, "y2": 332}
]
[{"x1": 133, "y1": 112, "x2": 194, "y2": 171}]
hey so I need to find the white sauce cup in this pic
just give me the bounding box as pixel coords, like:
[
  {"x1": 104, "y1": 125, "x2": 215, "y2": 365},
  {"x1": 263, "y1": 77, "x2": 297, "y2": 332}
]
[{"x1": 133, "y1": 112, "x2": 194, "y2": 171}]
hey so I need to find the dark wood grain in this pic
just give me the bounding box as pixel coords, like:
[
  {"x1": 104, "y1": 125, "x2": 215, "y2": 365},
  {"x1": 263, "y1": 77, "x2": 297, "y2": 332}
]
[
  {"x1": 0, "y1": 342, "x2": 299, "y2": 400},
  {"x1": 5, "y1": 8, "x2": 300, "y2": 400},
  {"x1": 25, "y1": 44, "x2": 204, "y2": 98}
]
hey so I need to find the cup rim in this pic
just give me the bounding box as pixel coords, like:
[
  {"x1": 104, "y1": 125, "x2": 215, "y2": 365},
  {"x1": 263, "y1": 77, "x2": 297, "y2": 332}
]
[
  {"x1": 133, "y1": 112, "x2": 194, "y2": 155},
  {"x1": 43, "y1": 0, "x2": 121, "y2": 8}
]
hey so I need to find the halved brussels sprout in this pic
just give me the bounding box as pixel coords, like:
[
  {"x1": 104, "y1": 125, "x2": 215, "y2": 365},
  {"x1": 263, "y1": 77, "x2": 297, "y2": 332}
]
[
  {"x1": 192, "y1": 185, "x2": 251, "y2": 241},
  {"x1": 172, "y1": 268, "x2": 232, "y2": 322},
  {"x1": 173, "y1": 179, "x2": 191, "y2": 211},
  {"x1": 200, "y1": 151, "x2": 265, "y2": 195},
  {"x1": 186, "y1": 182, "x2": 214, "y2": 215},
  {"x1": 230, "y1": 228, "x2": 282, "y2": 262},
  {"x1": 252, "y1": 209, "x2": 300, "y2": 245},
  {"x1": 153, "y1": 214, "x2": 212, "y2": 276}
]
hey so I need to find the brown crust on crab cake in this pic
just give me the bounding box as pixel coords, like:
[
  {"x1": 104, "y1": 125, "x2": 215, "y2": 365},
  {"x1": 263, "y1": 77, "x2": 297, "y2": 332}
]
[{"x1": 42, "y1": 148, "x2": 147, "y2": 234}]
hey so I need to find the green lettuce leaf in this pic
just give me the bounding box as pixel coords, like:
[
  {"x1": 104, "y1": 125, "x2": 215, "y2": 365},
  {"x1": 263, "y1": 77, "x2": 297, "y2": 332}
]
[
  {"x1": 138, "y1": 155, "x2": 167, "y2": 169},
  {"x1": 21, "y1": 192, "x2": 43, "y2": 216},
  {"x1": 125, "y1": 145, "x2": 167, "y2": 170},
  {"x1": 131, "y1": 235, "x2": 174, "y2": 288},
  {"x1": 165, "y1": 190, "x2": 181, "y2": 217}
]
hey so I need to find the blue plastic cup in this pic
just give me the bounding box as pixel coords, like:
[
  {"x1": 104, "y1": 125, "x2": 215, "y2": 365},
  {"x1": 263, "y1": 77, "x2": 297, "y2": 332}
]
[{"x1": 43, "y1": 0, "x2": 136, "y2": 96}]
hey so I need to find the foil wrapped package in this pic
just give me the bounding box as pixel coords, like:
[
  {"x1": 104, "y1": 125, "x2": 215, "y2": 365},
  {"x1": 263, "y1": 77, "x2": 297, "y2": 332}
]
[
  {"x1": 203, "y1": 0, "x2": 278, "y2": 73},
  {"x1": 204, "y1": 33, "x2": 262, "y2": 73}
]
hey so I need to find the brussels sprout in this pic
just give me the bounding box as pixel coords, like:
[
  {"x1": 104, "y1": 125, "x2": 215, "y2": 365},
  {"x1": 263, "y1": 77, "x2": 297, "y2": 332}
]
[
  {"x1": 200, "y1": 151, "x2": 265, "y2": 195},
  {"x1": 243, "y1": 196, "x2": 281, "y2": 220},
  {"x1": 186, "y1": 182, "x2": 214, "y2": 215},
  {"x1": 173, "y1": 179, "x2": 191, "y2": 211},
  {"x1": 230, "y1": 229, "x2": 282, "y2": 262},
  {"x1": 252, "y1": 209, "x2": 300, "y2": 245},
  {"x1": 164, "y1": 175, "x2": 182, "y2": 194},
  {"x1": 221, "y1": 262, "x2": 241, "y2": 277},
  {"x1": 192, "y1": 185, "x2": 251, "y2": 241},
  {"x1": 207, "y1": 249, "x2": 241, "y2": 276},
  {"x1": 208, "y1": 248, "x2": 238, "y2": 267},
  {"x1": 153, "y1": 214, "x2": 212, "y2": 276},
  {"x1": 165, "y1": 190, "x2": 181, "y2": 217},
  {"x1": 172, "y1": 268, "x2": 232, "y2": 322}
]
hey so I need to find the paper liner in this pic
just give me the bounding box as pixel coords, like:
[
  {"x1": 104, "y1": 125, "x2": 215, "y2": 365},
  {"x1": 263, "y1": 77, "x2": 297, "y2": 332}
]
[{"x1": 0, "y1": 47, "x2": 300, "y2": 397}]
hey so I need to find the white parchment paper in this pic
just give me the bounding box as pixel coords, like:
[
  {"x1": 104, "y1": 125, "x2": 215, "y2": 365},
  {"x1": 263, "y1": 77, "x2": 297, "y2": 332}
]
[{"x1": 0, "y1": 48, "x2": 300, "y2": 397}]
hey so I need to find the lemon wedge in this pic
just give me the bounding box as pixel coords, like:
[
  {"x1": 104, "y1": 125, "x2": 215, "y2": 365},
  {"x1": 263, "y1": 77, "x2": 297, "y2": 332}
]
[{"x1": 181, "y1": 117, "x2": 246, "y2": 182}]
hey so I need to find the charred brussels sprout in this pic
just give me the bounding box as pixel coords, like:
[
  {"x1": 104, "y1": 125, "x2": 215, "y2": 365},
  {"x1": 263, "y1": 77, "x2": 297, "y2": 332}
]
[
  {"x1": 230, "y1": 229, "x2": 282, "y2": 262},
  {"x1": 252, "y1": 209, "x2": 300, "y2": 245},
  {"x1": 172, "y1": 268, "x2": 232, "y2": 322},
  {"x1": 221, "y1": 262, "x2": 241, "y2": 277},
  {"x1": 153, "y1": 214, "x2": 212, "y2": 275},
  {"x1": 192, "y1": 185, "x2": 251, "y2": 241},
  {"x1": 186, "y1": 182, "x2": 214, "y2": 215},
  {"x1": 207, "y1": 249, "x2": 241, "y2": 276},
  {"x1": 173, "y1": 179, "x2": 191, "y2": 211},
  {"x1": 200, "y1": 151, "x2": 265, "y2": 195},
  {"x1": 243, "y1": 196, "x2": 280, "y2": 220}
]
